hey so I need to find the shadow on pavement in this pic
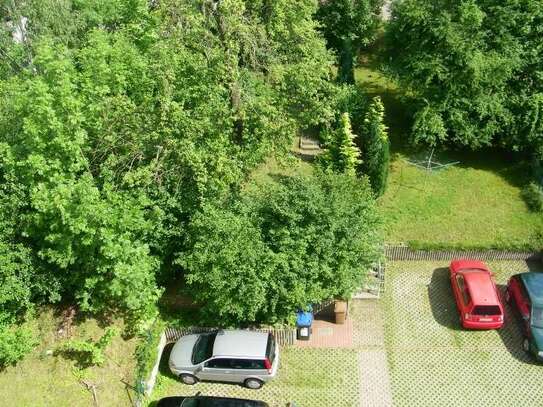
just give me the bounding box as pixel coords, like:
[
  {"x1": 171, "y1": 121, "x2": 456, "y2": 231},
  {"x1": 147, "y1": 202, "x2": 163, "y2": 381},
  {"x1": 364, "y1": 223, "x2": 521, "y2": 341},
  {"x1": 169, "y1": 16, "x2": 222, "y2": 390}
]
[{"x1": 427, "y1": 267, "x2": 463, "y2": 331}]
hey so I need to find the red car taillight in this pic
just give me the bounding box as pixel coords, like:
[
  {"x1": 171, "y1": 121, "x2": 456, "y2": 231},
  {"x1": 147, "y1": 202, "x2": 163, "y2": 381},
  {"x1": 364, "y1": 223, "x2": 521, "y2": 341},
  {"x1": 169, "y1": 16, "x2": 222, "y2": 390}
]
[
  {"x1": 264, "y1": 358, "x2": 272, "y2": 374},
  {"x1": 464, "y1": 313, "x2": 471, "y2": 320}
]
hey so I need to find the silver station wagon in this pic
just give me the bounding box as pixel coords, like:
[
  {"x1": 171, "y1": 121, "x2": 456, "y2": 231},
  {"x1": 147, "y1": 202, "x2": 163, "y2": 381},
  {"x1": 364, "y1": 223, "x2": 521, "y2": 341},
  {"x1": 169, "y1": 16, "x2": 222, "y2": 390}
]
[{"x1": 168, "y1": 330, "x2": 280, "y2": 389}]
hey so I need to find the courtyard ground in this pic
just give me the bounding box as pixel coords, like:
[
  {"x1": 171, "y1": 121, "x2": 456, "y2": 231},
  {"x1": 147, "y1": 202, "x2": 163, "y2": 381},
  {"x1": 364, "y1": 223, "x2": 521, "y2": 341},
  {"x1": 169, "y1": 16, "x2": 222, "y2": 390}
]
[
  {"x1": 148, "y1": 345, "x2": 360, "y2": 407},
  {"x1": 384, "y1": 260, "x2": 543, "y2": 407}
]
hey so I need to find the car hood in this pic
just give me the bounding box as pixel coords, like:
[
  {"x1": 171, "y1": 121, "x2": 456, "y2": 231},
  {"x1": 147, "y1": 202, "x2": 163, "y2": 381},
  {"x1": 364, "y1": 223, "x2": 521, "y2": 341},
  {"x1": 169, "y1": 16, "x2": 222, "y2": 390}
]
[
  {"x1": 532, "y1": 327, "x2": 543, "y2": 351},
  {"x1": 169, "y1": 334, "x2": 199, "y2": 368}
]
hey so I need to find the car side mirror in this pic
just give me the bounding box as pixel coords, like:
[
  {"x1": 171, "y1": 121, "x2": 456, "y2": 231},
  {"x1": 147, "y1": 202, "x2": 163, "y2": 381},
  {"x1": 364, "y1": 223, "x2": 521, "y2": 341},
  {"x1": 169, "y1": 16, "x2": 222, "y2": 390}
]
[{"x1": 195, "y1": 364, "x2": 203, "y2": 373}]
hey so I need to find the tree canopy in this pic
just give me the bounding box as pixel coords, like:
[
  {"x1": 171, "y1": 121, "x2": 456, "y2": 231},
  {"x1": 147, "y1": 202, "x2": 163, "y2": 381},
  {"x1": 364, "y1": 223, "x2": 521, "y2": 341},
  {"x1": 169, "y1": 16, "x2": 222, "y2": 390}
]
[
  {"x1": 317, "y1": 0, "x2": 383, "y2": 83},
  {"x1": 0, "y1": 0, "x2": 340, "y2": 334},
  {"x1": 0, "y1": 1, "x2": 388, "y2": 370},
  {"x1": 385, "y1": 0, "x2": 543, "y2": 153},
  {"x1": 181, "y1": 173, "x2": 382, "y2": 325}
]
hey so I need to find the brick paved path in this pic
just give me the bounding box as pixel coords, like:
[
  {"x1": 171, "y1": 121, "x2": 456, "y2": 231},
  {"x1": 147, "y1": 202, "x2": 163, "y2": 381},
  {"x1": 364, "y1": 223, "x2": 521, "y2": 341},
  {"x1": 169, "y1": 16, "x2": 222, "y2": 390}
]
[{"x1": 296, "y1": 318, "x2": 354, "y2": 348}]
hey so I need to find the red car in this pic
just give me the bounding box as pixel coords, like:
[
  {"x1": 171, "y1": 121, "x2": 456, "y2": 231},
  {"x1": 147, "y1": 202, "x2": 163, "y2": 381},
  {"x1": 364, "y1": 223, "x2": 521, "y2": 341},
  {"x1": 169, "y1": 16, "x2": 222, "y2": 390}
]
[{"x1": 449, "y1": 259, "x2": 504, "y2": 329}]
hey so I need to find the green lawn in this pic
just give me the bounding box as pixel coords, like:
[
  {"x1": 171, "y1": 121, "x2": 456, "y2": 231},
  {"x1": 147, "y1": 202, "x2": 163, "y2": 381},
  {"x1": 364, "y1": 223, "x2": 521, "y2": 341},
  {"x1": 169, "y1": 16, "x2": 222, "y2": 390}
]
[
  {"x1": 148, "y1": 346, "x2": 359, "y2": 407},
  {"x1": 0, "y1": 308, "x2": 137, "y2": 407},
  {"x1": 356, "y1": 60, "x2": 543, "y2": 249},
  {"x1": 384, "y1": 260, "x2": 543, "y2": 407},
  {"x1": 379, "y1": 152, "x2": 543, "y2": 248}
]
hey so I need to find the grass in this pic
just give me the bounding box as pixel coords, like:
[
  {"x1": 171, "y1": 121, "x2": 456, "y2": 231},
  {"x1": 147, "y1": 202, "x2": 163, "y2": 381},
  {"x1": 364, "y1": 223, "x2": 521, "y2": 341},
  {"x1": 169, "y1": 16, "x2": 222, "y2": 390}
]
[
  {"x1": 384, "y1": 260, "x2": 543, "y2": 407},
  {"x1": 0, "y1": 308, "x2": 137, "y2": 407},
  {"x1": 248, "y1": 144, "x2": 314, "y2": 187},
  {"x1": 379, "y1": 152, "x2": 543, "y2": 248},
  {"x1": 148, "y1": 346, "x2": 360, "y2": 407},
  {"x1": 355, "y1": 58, "x2": 543, "y2": 249}
]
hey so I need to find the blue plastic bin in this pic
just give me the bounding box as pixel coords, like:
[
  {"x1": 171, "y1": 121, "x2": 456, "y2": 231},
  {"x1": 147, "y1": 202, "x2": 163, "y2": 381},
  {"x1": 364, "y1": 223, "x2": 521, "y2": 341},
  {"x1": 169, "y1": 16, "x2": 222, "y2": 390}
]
[{"x1": 295, "y1": 306, "x2": 313, "y2": 340}]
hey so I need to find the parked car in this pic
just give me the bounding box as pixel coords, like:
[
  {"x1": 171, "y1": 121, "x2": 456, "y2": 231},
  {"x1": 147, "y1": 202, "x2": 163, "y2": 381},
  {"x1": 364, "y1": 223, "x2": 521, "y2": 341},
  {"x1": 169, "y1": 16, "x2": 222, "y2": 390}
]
[
  {"x1": 168, "y1": 330, "x2": 279, "y2": 389},
  {"x1": 506, "y1": 272, "x2": 543, "y2": 362},
  {"x1": 156, "y1": 395, "x2": 269, "y2": 407},
  {"x1": 449, "y1": 259, "x2": 504, "y2": 329}
]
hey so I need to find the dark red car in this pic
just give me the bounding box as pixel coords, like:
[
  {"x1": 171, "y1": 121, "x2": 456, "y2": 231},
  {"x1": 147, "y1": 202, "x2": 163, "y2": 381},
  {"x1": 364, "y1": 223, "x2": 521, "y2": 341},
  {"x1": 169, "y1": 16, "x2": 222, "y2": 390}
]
[{"x1": 449, "y1": 259, "x2": 504, "y2": 329}]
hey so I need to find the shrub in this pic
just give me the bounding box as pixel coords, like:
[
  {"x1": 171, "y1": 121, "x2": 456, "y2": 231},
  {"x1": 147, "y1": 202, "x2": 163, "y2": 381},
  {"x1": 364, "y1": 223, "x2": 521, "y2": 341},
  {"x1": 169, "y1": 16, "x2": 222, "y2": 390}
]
[
  {"x1": 360, "y1": 96, "x2": 390, "y2": 196},
  {"x1": 318, "y1": 112, "x2": 362, "y2": 176},
  {"x1": 0, "y1": 325, "x2": 37, "y2": 368},
  {"x1": 522, "y1": 182, "x2": 543, "y2": 212},
  {"x1": 57, "y1": 327, "x2": 118, "y2": 368},
  {"x1": 134, "y1": 320, "x2": 165, "y2": 397}
]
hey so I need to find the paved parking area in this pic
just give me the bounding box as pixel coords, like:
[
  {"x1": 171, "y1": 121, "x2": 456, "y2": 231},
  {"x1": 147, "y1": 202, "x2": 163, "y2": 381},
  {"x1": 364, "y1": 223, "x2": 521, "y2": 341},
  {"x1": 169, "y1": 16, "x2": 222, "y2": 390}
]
[
  {"x1": 149, "y1": 345, "x2": 361, "y2": 406},
  {"x1": 384, "y1": 260, "x2": 543, "y2": 407}
]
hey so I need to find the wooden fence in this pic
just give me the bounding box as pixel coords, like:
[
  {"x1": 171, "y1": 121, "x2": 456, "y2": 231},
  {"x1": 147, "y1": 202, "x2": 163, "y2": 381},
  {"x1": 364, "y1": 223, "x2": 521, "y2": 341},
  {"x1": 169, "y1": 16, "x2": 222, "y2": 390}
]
[
  {"x1": 164, "y1": 326, "x2": 297, "y2": 346},
  {"x1": 384, "y1": 244, "x2": 541, "y2": 262}
]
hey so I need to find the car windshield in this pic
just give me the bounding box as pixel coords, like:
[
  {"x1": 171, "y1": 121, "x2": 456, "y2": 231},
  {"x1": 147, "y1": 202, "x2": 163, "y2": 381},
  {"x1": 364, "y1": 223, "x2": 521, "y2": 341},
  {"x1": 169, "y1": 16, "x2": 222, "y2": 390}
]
[
  {"x1": 181, "y1": 399, "x2": 199, "y2": 407},
  {"x1": 191, "y1": 333, "x2": 217, "y2": 365},
  {"x1": 532, "y1": 307, "x2": 543, "y2": 329}
]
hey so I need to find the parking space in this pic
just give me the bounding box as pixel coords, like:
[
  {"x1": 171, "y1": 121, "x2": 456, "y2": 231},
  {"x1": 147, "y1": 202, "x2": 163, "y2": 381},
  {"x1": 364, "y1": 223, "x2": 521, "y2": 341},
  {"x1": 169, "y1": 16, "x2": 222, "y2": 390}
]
[
  {"x1": 384, "y1": 260, "x2": 543, "y2": 407},
  {"x1": 148, "y1": 346, "x2": 361, "y2": 406}
]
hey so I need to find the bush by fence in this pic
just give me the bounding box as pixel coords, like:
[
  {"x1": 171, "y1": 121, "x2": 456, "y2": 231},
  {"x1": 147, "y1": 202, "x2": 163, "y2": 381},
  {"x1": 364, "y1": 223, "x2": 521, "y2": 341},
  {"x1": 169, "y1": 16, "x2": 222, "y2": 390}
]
[
  {"x1": 133, "y1": 320, "x2": 166, "y2": 403},
  {"x1": 522, "y1": 182, "x2": 543, "y2": 212}
]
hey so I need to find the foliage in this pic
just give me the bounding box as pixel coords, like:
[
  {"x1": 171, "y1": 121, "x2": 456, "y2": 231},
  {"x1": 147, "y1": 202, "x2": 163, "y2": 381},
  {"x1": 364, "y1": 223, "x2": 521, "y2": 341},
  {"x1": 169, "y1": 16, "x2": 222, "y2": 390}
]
[
  {"x1": 316, "y1": 0, "x2": 384, "y2": 83},
  {"x1": 0, "y1": 326, "x2": 37, "y2": 368},
  {"x1": 182, "y1": 172, "x2": 383, "y2": 325},
  {"x1": 360, "y1": 96, "x2": 389, "y2": 196},
  {"x1": 522, "y1": 182, "x2": 543, "y2": 213},
  {"x1": 57, "y1": 327, "x2": 118, "y2": 368},
  {"x1": 385, "y1": 0, "x2": 543, "y2": 152},
  {"x1": 133, "y1": 319, "x2": 166, "y2": 397},
  {"x1": 319, "y1": 113, "x2": 362, "y2": 176},
  {"x1": 0, "y1": 0, "x2": 337, "y2": 336}
]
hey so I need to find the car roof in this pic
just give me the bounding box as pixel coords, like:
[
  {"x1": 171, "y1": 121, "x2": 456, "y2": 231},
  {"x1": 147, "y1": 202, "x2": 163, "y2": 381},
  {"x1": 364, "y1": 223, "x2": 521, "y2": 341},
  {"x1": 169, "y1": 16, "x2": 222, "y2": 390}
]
[
  {"x1": 463, "y1": 271, "x2": 501, "y2": 307},
  {"x1": 212, "y1": 330, "x2": 269, "y2": 359},
  {"x1": 156, "y1": 396, "x2": 269, "y2": 407},
  {"x1": 520, "y1": 273, "x2": 543, "y2": 307},
  {"x1": 450, "y1": 259, "x2": 489, "y2": 274}
]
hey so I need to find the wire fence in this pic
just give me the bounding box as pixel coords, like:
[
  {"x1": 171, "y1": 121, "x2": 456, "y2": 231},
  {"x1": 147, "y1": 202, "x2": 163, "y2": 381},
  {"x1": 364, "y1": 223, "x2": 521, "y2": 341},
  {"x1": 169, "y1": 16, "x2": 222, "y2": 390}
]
[{"x1": 384, "y1": 244, "x2": 541, "y2": 262}]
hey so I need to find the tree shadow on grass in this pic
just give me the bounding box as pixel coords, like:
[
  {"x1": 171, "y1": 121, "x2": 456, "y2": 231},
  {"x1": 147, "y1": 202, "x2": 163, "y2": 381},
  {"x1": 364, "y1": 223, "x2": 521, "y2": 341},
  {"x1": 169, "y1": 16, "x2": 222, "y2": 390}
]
[{"x1": 427, "y1": 267, "x2": 463, "y2": 331}]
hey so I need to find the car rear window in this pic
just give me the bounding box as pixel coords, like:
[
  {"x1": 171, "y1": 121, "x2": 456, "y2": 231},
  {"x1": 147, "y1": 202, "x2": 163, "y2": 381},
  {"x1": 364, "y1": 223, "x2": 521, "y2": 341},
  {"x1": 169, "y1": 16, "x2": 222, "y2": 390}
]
[
  {"x1": 265, "y1": 334, "x2": 276, "y2": 365},
  {"x1": 472, "y1": 305, "x2": 502, "y2": 315},
  {"x1": 191, "y1": 333, "x2": 217, "y2": 365}
]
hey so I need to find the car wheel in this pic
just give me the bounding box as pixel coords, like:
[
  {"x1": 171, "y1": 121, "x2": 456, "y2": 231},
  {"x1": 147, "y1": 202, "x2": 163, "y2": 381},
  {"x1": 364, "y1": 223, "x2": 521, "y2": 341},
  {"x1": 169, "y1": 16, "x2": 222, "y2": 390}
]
[
  {"x1": 523, "y1": 338, "x2": 530, "y2": 353},
  {"x1": 180, "y1": 374, "x2": 198, "y2": 385},
  {"x1": 244, "y1": 378, "x2": 264, "y2": 389},
  {"x1": 504, "y1": 290, "x2": 511, "y2": 304}
]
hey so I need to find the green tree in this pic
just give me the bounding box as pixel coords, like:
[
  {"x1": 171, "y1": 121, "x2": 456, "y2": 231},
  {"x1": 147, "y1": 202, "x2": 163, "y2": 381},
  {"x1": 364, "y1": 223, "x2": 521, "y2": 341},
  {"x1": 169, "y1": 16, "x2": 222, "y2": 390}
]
[
  {"x1": 0, "y1": 0, "x2": 339, "y2": 336},
  {"x1": 182, "y1": 173, "x2": 382, "y2": 325},
  {"x1": 319, "y1": 112, "x2": 362, "y2": 176},
  {"x1": 360, "y1": 96, "x2": 389, "y2": 196},
  {"x1": 316, "y1": 0, "x2": 383, "y2": 83},
  {"x1": 0, "y1": 41, "x2": 160, "y2": 325},
  {"x1": 385, "y1": 0, "x2": 543, "y2": 152}
]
